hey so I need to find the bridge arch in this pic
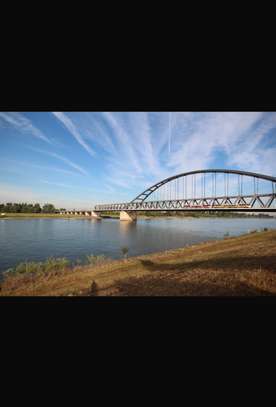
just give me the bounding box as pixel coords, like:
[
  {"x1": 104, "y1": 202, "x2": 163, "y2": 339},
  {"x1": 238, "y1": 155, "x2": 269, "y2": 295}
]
[{"x1": 131, "y1": 169, "x2": 276, "y2": 202}]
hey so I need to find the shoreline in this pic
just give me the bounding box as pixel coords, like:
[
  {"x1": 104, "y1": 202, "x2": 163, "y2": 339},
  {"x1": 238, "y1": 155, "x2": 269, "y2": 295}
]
[
  {"x1": 1, "y1": 230, "x2": 276, "y2": 296},
  {"x1": 1, "y1": 213, "x2": 274, "y2": 220}
]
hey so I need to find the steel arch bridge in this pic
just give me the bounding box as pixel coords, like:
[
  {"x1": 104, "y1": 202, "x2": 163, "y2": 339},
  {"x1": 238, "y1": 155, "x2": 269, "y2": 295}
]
[{"x1": 94, "y1": 169, "x2": 276, "y2": 213}]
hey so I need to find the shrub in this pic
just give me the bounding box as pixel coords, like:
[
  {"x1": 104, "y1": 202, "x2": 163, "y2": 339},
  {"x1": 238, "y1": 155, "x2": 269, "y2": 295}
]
[
  {"x1": 14, "y1": 261, "x2": 43, "y2": 274},
  {"x1": 5, "y1": 257, "x2": 70, "y2": 277},
  {"x1": 121, "y1": 246, "x2": 129, "y2": 260},
  {"x1": 86, "y1": 254, "x2": 106, "y2": 265},
  {"x1": 44, "y1": 257, "x2": 70, "y2": 273}
]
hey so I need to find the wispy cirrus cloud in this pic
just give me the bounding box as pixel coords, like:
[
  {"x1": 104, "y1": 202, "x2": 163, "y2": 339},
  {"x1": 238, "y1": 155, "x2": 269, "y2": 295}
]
[
  {"x1": 71, "y1": 112, "x2": 117, "y2": 155},
  {"x1": 1, "y1": 111, "x2": 276, "y2": 209},
  {"x1": 29, "y1": 147, "x2": 89, "y2": 176},
  {"x1": 1, "y1": 158, "x2": 83, "y2": 177},
  {"x1": 41, "y1": 180, "x2": 72, "y2": 188},
  {"x1": 227, "y1": 113, "x2": 276, "y2": 175},
  {"x1": 52, "y1": 112, "x2": 96, "y2": 157},
  {"x1": 0, "y1": 112, "x2": 51, "y2": 144},
  {"x1": 81, "y1": 112, "x2": 276, "y2": 198},
  {"x1": 167, "y1": 112, "x2": 270, "y2": 173},
  {"x1": 97, "y1": 112, "x2": 170, "y2": 193}
]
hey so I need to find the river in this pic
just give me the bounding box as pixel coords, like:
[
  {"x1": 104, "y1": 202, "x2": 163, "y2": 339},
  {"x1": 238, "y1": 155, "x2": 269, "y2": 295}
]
[{"x1": 0, "y1": 217, "x2": 275, "y2": 274}]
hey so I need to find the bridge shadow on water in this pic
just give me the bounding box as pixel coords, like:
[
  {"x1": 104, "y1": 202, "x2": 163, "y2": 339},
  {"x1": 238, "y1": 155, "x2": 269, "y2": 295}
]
[{"x1": 114, "y1": 255, "x2": 276, "y2": 296}]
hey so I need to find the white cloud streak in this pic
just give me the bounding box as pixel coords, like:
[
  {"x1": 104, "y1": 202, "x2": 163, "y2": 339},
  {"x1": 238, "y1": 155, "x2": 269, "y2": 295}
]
[
  {"x1": 29, "y1": 147, "x2": 89, "y2": 176},
  {"x1": 0, "y1": 112, "x2": 51, "y2": 144},
  {"x1": 41, "y1": 180, "x2": 73, "y2": 188},
  {"x1": 52, "y1": 112, "x2": 96, "y2": 157},
  {"x1": 1, "y1": 158, "x2": 82, "y2": 177},
  {"x1": 167, "y1": 112, "x2": 265, "y2": 173},
  {"x1": 1, "y1": 112, "x2": 276, "y2": 208}
]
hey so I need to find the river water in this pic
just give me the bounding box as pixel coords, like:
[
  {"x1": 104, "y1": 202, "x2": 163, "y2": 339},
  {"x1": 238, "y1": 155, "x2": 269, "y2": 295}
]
[{"x1": 0, "y1": 217, "x2": 275, "y2": 274}]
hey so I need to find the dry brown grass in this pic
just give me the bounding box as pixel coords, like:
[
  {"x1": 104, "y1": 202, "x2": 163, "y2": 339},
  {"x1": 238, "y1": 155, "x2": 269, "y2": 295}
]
[{"x1": 1, "y1": 230, "x2": 276, "y2": 296}]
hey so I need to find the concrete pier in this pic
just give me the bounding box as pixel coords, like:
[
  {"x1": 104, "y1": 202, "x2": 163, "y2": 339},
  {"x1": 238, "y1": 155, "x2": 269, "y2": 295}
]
[
  {"x1": 120, "y1": 211, "x2": 137, "y2": 222},
  {"x1": 91, "y1": 211, "x2": 102, "y2": 219}
]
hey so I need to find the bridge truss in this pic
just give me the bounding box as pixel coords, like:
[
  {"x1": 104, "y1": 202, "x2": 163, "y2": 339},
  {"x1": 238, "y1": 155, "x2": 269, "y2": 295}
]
[{"x1": 94, "y1": 169, "x2": 276, "y2": 212}]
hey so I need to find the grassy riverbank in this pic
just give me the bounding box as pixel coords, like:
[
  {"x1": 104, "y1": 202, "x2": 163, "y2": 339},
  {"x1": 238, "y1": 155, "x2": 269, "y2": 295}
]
[{"x1": 1, "y1": 230, "x2": 276, "y2": 296}]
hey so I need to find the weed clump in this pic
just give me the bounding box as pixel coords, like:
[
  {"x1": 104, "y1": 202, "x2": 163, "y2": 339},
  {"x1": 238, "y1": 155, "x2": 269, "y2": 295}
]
[
  {"x1": 5, "y1": 257, "x2": 70, "y2": 276},
  {"x1": 121, "y1": 247, "x2": 129, "y2": 260},
  {"x1": 86, "y1": 254, "x2": 106, "y2": 266},
  {"x1": 44, "y1": 257, "x2": 70, "y2": 273}
]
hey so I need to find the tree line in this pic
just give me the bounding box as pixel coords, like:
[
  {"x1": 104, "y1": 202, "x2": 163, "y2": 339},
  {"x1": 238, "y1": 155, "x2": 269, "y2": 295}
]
[{"x1": 0, "y1": 203, "x2": 65, "y2": 213}]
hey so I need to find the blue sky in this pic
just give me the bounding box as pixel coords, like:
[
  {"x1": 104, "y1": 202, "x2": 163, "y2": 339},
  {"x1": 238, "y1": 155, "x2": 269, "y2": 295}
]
[{"x1": 0, "y1": 112, "x2": 276, "y2": 209}]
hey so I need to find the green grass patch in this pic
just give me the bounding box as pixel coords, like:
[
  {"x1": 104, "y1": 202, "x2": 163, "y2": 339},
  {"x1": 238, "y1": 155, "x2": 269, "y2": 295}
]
[
  {"x1": 86, "y1": 254, "x2": 107, "y2": 265},
  {"x1": 5, "y1": 257, "x2": 70, "y2": 276}
]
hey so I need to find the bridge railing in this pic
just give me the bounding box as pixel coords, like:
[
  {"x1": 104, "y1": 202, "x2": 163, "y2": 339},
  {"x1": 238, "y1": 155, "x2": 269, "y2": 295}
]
[
  {"x1": 94, "y1": 193, "x2": 276, "y2": 212},
  {"x1": 94, "y1": 169, "x2": 276, "y2": 212}
]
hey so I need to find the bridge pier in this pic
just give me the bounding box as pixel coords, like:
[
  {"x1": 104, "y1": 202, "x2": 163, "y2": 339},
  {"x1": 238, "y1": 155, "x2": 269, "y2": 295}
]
[
  {"x1": 120, "y1": 211, "x2": 137, "y2": 222},
  {"x1": 91, "y1": 211, "x2": 102, "y2": 219}
]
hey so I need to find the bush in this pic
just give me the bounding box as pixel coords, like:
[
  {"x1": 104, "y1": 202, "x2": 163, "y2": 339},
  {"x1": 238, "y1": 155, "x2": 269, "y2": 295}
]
[
  {"x1": 44, "y1": 257, "x2": 70, "y2": 272},
  {"x1": 121, "y1": 247, "x2": 129, "y2": 260},
  {"x1": 14, "y1": 261, "x2": 43, "y2": 274},
  {"x1": 5, "y1": 257, "x2": 70, "y2": 276},
  {"x1": 86, "y1": 254, "x2": 106, "y2": 265}
]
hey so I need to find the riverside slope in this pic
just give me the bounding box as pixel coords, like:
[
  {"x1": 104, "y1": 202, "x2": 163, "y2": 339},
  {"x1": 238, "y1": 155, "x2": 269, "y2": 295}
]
[{"x1": 1, "y1": 230, "x2": 276, "y2": 296}]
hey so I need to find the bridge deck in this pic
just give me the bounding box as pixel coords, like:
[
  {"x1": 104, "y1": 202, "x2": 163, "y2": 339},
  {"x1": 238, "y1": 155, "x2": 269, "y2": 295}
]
[{"x1": 94, "y1": 193, "x2": 276, "y2": 212}]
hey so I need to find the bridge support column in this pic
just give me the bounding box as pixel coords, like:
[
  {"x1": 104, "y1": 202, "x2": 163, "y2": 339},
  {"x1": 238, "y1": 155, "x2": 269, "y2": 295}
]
[
  {"x1": 120, "y1": 211, "x2": 137, "y2": 222},
  {"x1": 85, "y1": 211, "x2": 91, "y2": 216},
  {"x1": 91, "y1": 211, "x2": 102, "y2": 219}
]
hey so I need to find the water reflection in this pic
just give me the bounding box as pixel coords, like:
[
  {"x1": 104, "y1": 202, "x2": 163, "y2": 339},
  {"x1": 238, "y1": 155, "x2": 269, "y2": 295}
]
[{"x1": 119, "y1": 221, "x2": 137, "y2": 235}]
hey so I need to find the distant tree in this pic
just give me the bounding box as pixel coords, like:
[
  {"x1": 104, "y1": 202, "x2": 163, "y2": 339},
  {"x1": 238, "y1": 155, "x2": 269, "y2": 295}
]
[
  {"x1": 34, "y1": 203, "x2": 41, "y2": 213},
  {"x1": 1, "y1": 203, "x2": 55, "y2": 214},
  {"x1": 21, "y1": 203, "x2": 29, "y2": 213},
  {"x1": 25, "y1": 204, "x2": 34, "y2": 213},
  {"x1": 42, "y1": 203, "x2": 56, "y2": 213},
  {"x1": 6, "y1": 203, "x2": 13, "y2": 213},
  {"x1": 12, "y1": 203, "x2": 21, "y2": 213}
]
